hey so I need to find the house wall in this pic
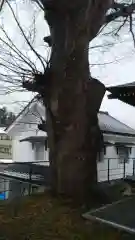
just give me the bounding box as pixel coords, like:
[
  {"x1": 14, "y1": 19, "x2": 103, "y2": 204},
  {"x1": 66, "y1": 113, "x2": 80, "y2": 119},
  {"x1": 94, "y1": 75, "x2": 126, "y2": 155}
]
[
  {"x1": 11, "y1": 126, "x2": 135, "y2": 181},
  {"x1": 12, "y1": 132, "x2": 135, "y2": 182},
  {"x1": 12, "y1": 138, "x2": 34, "y2": 162},
  {"x1": 0, "y1": 135, "x2": 12, "y2": 160},
  {"x1": 97, "y1": 145, "x2": 135, "y2": 182},
  {"x1": 11, "y1": 126, "x2": 48, "y2": 163},
  {"x1": 6, "y1": 102, "x2": 135, "y2": 183}
]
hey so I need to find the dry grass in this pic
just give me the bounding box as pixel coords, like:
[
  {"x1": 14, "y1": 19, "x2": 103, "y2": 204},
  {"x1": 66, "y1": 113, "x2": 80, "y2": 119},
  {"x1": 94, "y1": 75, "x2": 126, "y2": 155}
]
[{"x1": 0, "y1": 192, "x2": 133, "y2": 240}]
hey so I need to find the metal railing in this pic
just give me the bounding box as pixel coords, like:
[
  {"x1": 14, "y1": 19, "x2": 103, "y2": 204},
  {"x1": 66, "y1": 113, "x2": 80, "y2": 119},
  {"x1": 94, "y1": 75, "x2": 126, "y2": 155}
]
[
  {"x1": 98, "y1": 158, "x2": 135, "y2": 182},
  {"x1": 0, "y1": 160, "x2": 50, "y2": 201},
  {"x1": 0, "y1": 177, "x2": 48, "y2": 200},
  {"x1": 0, "y1": 158, "x2": 135, "y2": 201}
]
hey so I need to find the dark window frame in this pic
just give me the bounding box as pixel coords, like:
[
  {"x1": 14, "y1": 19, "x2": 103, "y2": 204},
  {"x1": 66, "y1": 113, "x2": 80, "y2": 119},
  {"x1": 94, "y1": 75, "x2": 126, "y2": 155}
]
[{"x1": 116, "y1": 146, "x2": 130, "y2": 164}]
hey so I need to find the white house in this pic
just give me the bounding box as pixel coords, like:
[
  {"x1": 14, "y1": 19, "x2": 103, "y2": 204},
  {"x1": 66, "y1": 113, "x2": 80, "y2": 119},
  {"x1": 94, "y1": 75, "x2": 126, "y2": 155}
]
[
  {"x1": 6, "y1": 98, "x2": 49, "y2": 165},
  {"x1": 4, "y1": 97, "x2": 135, "y2": 184},
  {"x1": 98, "y1": 113, "x2": 135, "y2": 182},
  {"x1": 0, "y1": 127, "x2": 12, "y2": 163},
  {"x1": 0, "y1": 128, "x2": 13, "y2": 200}
]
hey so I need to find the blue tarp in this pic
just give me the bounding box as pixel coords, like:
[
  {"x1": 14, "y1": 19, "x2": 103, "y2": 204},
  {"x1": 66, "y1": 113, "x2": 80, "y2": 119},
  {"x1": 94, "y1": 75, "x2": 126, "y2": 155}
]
[{"x1": 0, "y1": 192, "x2": 5, "y2": 200}]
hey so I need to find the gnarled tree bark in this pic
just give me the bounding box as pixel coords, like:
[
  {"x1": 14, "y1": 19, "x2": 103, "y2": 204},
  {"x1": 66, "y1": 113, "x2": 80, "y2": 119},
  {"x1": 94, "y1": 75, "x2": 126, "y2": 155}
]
[{"x1": 41, "y1": 0, "x2": 112, "y2": 203}]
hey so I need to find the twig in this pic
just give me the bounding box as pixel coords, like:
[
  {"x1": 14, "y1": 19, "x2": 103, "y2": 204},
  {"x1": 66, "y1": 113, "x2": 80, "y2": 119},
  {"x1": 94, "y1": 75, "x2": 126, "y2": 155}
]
[
  {"x1": 115, "y1": 17, "x2": 128, "y2": 36},
  {"x1": 6, "y1": 0, "x2": 46, "y2": 72},
  {"x1": 129, "y1": 14, "x2": 135, "y2": 47}
]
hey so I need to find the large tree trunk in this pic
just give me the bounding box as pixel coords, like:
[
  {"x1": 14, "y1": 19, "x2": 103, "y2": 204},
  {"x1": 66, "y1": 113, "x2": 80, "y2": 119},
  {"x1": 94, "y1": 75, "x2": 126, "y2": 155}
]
[{"x1": 43, "y1": 0, "x2": 112, "y2": 203}]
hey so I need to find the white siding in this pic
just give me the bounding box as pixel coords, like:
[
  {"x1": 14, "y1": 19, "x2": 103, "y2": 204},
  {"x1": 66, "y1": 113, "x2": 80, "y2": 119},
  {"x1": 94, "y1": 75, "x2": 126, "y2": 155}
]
[
  {"x1": 97, "y1": 146, "x2": 135, "y2": 182},
  {"x1": 6, "y1": 102, "x2": 135, "y2": 181},
  {"x1": 34, "y1": 143, "x2": 44, "y2": 161},
  {"x1": 12, "y1": 138, "x2": 34, "y2": 162},
  {"x1": 11, "y1": 130, "x2": 135, "y2": 179},
  {"x1": 11, "y1": 124, "x2": 49, "y2": 163}
]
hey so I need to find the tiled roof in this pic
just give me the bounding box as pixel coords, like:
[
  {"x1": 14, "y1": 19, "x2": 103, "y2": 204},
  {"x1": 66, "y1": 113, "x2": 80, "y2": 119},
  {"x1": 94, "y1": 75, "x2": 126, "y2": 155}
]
[
  {"x1": 107, "y1": 81, "x2": 135, "y2": 89},
  {"x1": 98, "y1": 112, "x2": 135, "y2": 136}
]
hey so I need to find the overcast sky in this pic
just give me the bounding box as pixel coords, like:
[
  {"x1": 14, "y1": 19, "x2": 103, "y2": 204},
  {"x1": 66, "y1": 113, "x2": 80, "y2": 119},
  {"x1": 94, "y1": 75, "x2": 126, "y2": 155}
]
[{"x1": 1, "y1": 1, "x2": 135, "y2": 129}]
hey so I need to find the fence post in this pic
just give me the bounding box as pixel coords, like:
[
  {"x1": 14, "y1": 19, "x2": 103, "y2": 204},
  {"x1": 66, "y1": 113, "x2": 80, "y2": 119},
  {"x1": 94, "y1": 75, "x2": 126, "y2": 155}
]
[
  {"x1": 28, "y1": 164, "x2": 32, "y2": 196},
  {"x1": 108, "y1": 158, "x2": 110, "y2": 182},
  {"x1": 123, "y1": 158, "x2": 126, "y2": 179},
  {"x1": 4, "y1": 179, "x2": 5, "y2": 200},
  {"x1": 133, "y1": 160, "x2": 135, "y2": 176}
]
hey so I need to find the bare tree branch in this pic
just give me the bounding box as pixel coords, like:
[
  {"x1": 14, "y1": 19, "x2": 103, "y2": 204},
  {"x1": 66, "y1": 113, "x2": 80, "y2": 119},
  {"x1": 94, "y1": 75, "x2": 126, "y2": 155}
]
[
  {"x1": 0, "y1": 0, "x2": 5, "y2": 11},
  {"x1": 129, "y1": 13, "x2": 135, "y2": 46},
  {"x1": 6, "y1": 0, "x2": 46, "y2": 72},
  {"x1": 106, "y1": 2, "x2": 135, "y2": 24}
]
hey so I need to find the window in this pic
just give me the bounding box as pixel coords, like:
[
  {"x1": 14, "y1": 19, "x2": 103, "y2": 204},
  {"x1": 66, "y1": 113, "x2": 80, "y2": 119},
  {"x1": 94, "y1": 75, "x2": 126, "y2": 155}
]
[
  {"x1": 6, "y1": 136, "x2": 10, "y2": 140},
  {"x1": 117, "y1": 147, "x2": 129, "y2": 164},
  {"x1": 103, "y1": 146, "x2": 106, "y2": 155},
  {"x1": 35, "y1": 143, "x2": 44, "y2": 162},
  {"x1": 32, "y1": 186, "x2": 38, "y2": 193},
  {"x1": 129, "y1": 147, "x2": 132, "y2": 154},
  {"x1": 98, "y1": 146, "x2": 106, "y2": 162},
  {"x1": 1, "y1": 135, "x2": 10, "y2": 140},
  {"x1": 44, "y1": 139, "x2": 48, "y2": 151},
  {"x1": 0, "y1": 145, "x2": 11, "y2": 155}
]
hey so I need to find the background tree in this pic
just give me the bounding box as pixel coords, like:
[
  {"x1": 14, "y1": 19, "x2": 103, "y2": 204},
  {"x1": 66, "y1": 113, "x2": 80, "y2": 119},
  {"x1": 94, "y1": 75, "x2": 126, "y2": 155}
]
[
  {"x1": 0, "y1": 106, "x2": 16, "y2": 127},
  {"x1": 0, "y1": 0, "x2": 135, "y2": 204}
]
